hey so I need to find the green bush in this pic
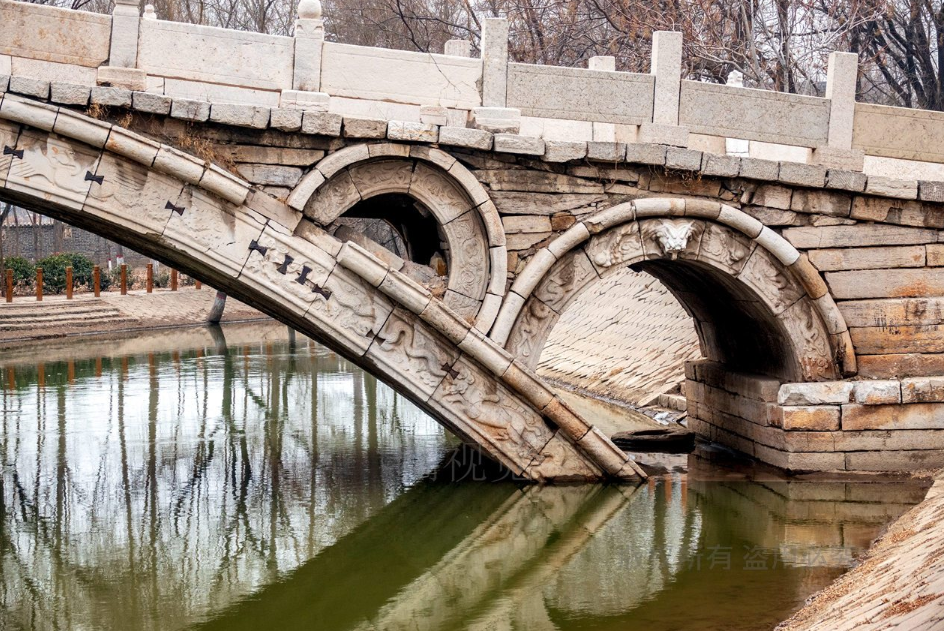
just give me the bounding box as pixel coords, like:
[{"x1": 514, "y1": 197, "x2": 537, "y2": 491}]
[
  {"x1": 106, "y1": 267, "x2": 130, "y2": 292},
  {"x1": 64, "y1": 253, "x2": 94, "y2": 289},
  {"x1": 102, "y1": 265, "x2": 121, "y2": 291},
  {"x1": 99, "y1": 266, "x2": 113, "y2": 291},
  {"x1": 2, "y1": 256, "x2": 36, "y2": 288},
  {"x1": 37, "y1": 253, "x2": 95, "y2": 294},
  {"x1": 154, "y1": 270, "x2": 171, "y2": 289}
]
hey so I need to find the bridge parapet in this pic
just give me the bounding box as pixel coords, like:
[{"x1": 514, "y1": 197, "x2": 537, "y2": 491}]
[{"x1": 4, "y1": 0, "x2": 944, "y2": 174}]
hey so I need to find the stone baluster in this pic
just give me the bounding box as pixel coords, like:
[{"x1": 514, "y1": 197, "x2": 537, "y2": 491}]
[
  {"x1": 444, "y1": 39, "x2": 471, "y2": 58},
  {"x1": 471, "y1": 18, "x2": 521, "y2": 133},
  {"x1": 724, "y1": 70, "x2": 750, "y2": 157},
  {"x1": 588, "y1": 56, "x2": 618, "y2": 142},
  {"x1": 283, "y1": 0, "x2": 330, "y2": 111},
  {"x1": 98, "y1": 0, "x2": 148, "y2": 90},
  {"x1": 638, "y1": 31, "x2": 689, "y2": 147},
  {"x1": 812, "y1": 51, "x2": 864, "y2": 171}
]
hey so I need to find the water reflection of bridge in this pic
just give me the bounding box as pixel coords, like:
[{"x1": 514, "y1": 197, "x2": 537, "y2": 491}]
[{"x1": 0, "y1": 324, "x2": 927, "y2": 630}]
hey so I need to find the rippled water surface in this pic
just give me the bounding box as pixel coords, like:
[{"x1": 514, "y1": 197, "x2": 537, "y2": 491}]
[{"x1": 0, "y1": 323, "x2": 928, "y2": 631}]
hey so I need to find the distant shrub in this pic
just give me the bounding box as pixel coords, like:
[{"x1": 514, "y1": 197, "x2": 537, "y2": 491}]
[
  {"x1": 2, "y1": 256, "x2": 35, "y2": 289},
  {"x1": 107, "y1": 267, "x2": 122, "y2": 291},
  {"x1": 37, "y1": 253, "x2": 95, "y2": 294},
  {"x1": 154, "y1": 270, "x2": 171, "y2": 289}
]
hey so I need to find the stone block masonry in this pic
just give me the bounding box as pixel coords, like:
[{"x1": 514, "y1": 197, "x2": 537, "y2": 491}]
[
  {"x1": 9, "y1": 17, "x2": 944, "y2": 476},
  {"x1": 690, "y1": 361, "x2": 944, "y2": 473}
]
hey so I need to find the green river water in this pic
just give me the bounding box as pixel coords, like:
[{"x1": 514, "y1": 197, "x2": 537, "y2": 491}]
[{"x1": 0, "y1": 322, "x2": 928, "y2": 631}]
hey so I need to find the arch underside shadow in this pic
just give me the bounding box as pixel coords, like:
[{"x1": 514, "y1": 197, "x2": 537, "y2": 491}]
[
  {"x1": 505, "y1": 217, "x2": 842, "y2": 384},
  {"x1": 0, "y1": 110, "x2": 636, "y2": 483}
]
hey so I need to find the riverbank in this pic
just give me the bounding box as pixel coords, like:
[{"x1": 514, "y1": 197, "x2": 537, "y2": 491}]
[
  {"x1": 0, "y1": 288, "x2": 268, "y2": 345},
  {"x1": 778, "y1": 469, "x2": 944, "y2": 630}
]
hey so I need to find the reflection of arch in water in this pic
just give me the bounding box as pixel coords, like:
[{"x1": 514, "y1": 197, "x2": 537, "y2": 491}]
[
  {"x1": 492, "y1": 199, "x2": 855, "y2": 383},
  {"x1": 545, "y1": 477, "x2": 702, "y2": 618}
]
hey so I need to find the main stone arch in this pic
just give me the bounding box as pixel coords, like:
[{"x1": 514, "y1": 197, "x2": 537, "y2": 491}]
[
  {"x1": 491, "y1": 198, "x2": 855, "y2": 383},
  {"x1": 287, "y1": 143, "x2": 507, "y2": 333},
  {"x1": 0, "y1": 93, "x2": 643, "y2": 483}
]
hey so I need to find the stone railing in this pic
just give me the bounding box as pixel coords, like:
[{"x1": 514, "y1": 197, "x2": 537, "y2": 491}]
[{"x1": 2, "y1": 0, "x2": 944, "y2": 175}]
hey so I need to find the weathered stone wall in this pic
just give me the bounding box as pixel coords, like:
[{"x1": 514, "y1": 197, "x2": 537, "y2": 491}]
[
  {"x1": 9, "y1": 59, "x2": 944, "y2": 473},
  {"x1": 133, "y1": 114, "x2": 944, "y2": 473},
  {"x1": 1, "y1": 222, "x2": 149, "y2": 265},
  {"x1": 688, "y1": 361, "x2": 944, "y2": 472}
]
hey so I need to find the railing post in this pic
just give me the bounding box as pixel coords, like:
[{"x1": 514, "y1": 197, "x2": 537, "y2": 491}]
[
  {"x1": 588, "y1": 56, "x2": 619, "y2": 142},
  {"x1": 283, "y1": 0, "x2": 329, "y2": 111},
  {"x1": 65, "y1": 266, "x2": 73, "y2": 300},
  {"x1": 638, "y1": 31, "x2": 689, "y2": 147},
  {"x1": 146, "y1": 263, "x2": 153, "y2": 293},
  {"x1": 812, "y1": 51, "x2": 864, "y2": 171},
  {"x1": 93, "y1": 265, "x2": 101, "y2": 297},
  {"x1": 171, "y1": 269, "x2": 178, "y2": 291},
  {"x1": 5, "y1": 269, "x2": 12, "y2": 303},
  {"x1": 482, "y1": 18, "x2": 509, "y2": 108},
  {"x1": 98, "y1": 0, "x2": 147, "y2": 90},
  {"x1": 444, "y1": 39, "x2": 471, "y2": 57},
  {"x1": 120, "y1": 263, "x2": 127, "y2": 296},
  {"x1": 35, "y1": 268, "x2": 42, "y2": 302},
  {"x1": 471, "y1": 18, "x2": 521, "y2": 133}
]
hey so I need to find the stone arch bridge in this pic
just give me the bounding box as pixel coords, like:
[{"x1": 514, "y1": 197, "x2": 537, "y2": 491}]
[{"x1": 3, "y1": 0, "x2": 944, "y2": 480}]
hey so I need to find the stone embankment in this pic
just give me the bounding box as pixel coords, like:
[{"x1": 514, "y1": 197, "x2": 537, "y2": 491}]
[
  {"x1": 0, "y1": 290, "x2": 266, "y2": 344},
  {"x1": 779, "y1": 471, "x2": 944, "y2": 630}
]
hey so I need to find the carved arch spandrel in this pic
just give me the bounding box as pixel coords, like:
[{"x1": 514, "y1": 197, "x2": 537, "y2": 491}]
[
  {"x1": 291, "y1": 146, "x2": 506, "y2": 333},
  {"x1": 503, "y1": 214, "x2": 845, "y2": 381}
]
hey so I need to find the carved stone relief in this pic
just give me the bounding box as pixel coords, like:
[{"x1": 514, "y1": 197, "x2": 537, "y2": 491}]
[
  {"x1": 534, "y1": 249, "x2": 598, "y2": 314},
  {"x1": 348, "y1": 159, "x2": 414, "y2": 199},
  {"x1": 239, "y1": 226, "x2": 336, "y2": 317},
  {"x1": 7, "y1": 130, "x2": 101, "y2": 210},
  {"x1": 777, "y1": 297, "x2": 839, "y2": 381},
  {"x1": 736, "y1": 246, "x2": 804, "y2": 316},
  {"x1": 162, "y1": 185, "x2": 265, "y2": 279},
  {"x1": 307, "y1": 264, "x2": 394, "y2": 354},
  {"x1": 367, "y1": 307, "x2": 460, "y2": 398},
  {"x1": 696, "y1": 222, "x2": 754, "y2": 275},
  {"x1": 443, "y1": 289, "x2": 480, "y2": 321},
  {"x1": 525, "y1": 430, "x2": 603, "y2": 482},
  {"x1": 84, "y1": 152, "x2": 183, "y2": 237},
  {"x1": 639, "y1": 218, "x2": 704, "y2": 260},
  {"x1": 431, "y1": 355, "x2": 554, "y2": 469},
  {"x1": 442, "y1": 210, "x2": 489, "y2": 301},
  {"x1": 0, "y1": 120, "x2": 21, "y2": 187},
  {"x1": 585, "y1": 221, "x2": 644, "y2": 272},
  {"x1": 409, "y1": 162, "x2": 472, "y2": 225},
  {"x1": 304, "y1": 170, "x2": 360, "y2": 225},
  {"x1": 506, "y1": 297, "x2": 560, "y2": 369}
]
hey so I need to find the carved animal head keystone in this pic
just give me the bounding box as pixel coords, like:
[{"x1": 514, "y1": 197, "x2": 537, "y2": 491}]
[{"x1": 649, "y1": 219, "x2": 700, "y2": 260}]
